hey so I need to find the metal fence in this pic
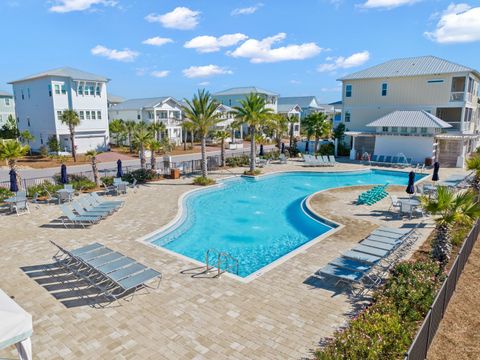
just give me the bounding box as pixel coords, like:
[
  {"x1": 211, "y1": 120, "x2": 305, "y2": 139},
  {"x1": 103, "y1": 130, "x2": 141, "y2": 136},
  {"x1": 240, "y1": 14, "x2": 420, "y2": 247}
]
[{"x1": 405, "y1": 219, "x2": 480, "y2": 360}]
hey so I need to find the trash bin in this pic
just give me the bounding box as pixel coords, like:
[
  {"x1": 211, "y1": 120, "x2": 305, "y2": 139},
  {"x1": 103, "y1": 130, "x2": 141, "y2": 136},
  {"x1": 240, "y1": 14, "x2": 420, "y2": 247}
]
[
  {"x1": 424, "y1": 157, "x2": 433, "y2": 166},
  {"x1": 170, "y1": 168, "x2": 180, "y2": 179}
]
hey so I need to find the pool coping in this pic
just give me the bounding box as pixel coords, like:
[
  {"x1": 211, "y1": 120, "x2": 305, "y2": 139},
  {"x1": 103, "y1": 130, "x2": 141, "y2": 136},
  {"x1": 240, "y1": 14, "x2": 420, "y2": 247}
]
[{"x1": 136, "y1": 167, "x2": 428, "y2": 283}]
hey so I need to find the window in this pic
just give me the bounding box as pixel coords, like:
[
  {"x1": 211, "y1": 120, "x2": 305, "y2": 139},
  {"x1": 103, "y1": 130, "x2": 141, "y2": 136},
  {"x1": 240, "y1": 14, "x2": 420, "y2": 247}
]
[
  {"x1": 27, "y1": 117, "x2": 30, "y2": 127},
  {"x1": 57, "y1": 111, "x2": 62, "y2": 120},
  {"x1": 79, "y1": 111, "x2": 85, "y2": 120},
  {"x1": 86, "y1": 111, "x2": 91, "y2": 120},
  {"x1": 410, "y1": 127, "x2": 417, "y2": 133},
  {"x1": 391, "y1": 127, "x2": 398, "y2": 133},
  {"x1": 5, "y1": 98, "x2": 10, "y2": 106},
  {"x1": 229, "y1": 99, "x2": 232, "y2": 106},
  {"x1": 421, "y1": 127, "x2": 428, "y2": 134},
  {"x1": 344, "y1": 111, "x2": 351, "y2": 122},
  {"x1": 54, "y1": 85, "x2": 60, "y2": 95},
  {"x1": 97, "y1": 111, "x2": 102, "y2": 120},
  {"x1": 21, "y1": 90, "x2": 24, "y2": 100},
  {"x1": 89, "y1": 85, "x2": 94, "y2": 95},
  {"x1": 96, "y1": 86, "x2": 101, "y2": 96},
  {"x1": 61, "y1": 85, "x2": 66, "y2": 94},
  {"x1": 48, "y1": 85, "x2": 52, "y2": 97},
  {"x1": 91, "y1": 111, "x2": 96, "y2": 120},
  {"x1": 84, "y1": 86, "x2": 89, "y2": 96},
  {"x1": 78, "y1": 86, "x2": 83, "y2": 95},
  {"x1": 27, "y1": 88, "x2": 31, "y2": 99},
  {"x1": 137, "y1": 114, "x2": 141, "y2": 120},
  {"x1": 401, "y1": 127, "x2": 407, "y2": 133},
  {"x1": 428, "y1": 79, "x2": 444, "y2": 84},
  {"x1": 382, "y1": 126, "x2": 388, "y2": 132},
  {"x1": 345, "y1": 84, "x2": 352, "y2": 98},
  {"x1": 381, "y1": 83, "x2": 388, "y2": 96}
]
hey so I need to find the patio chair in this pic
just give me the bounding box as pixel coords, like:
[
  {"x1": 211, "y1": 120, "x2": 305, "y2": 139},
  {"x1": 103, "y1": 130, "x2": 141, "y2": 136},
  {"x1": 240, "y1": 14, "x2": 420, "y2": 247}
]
[
  {"x1": 370, "y1": 154, "x2": 378, "y2": 164},
  {"x1": 377, "y1": 155, "x2": 385, "y2": 164},
  {"x1": 13, "y1": 198, "x2": 30, "y2": 216},
  {"x1": 59, "y1": 204, "x2": 101, "y2": 228},
  {"x1": 89, "y1": 193, "x2": 124, "y2": 207},
  {"x1": 328, "y1": 155, "x2": 337, "y2": 165},
  {"x1": 384, "y1": 155, "x2": 392, "y2": 165},
  {"x1": 44, "y1": 190, "x2": 59, "y2": 205},
  {"x1": 77, "y1": 197, "x2": 116, "y2": 215},
  {"x1": 71, "y1": 201, "x2": 109, "y2": 219},
  {"x1": 115, "y1": 183, "x2": 128, "y2": 196},
  {"x1": 321, "y1": 156, "x2": 333, "y2": 166},
  {"x1": 279, "y1": 154, "x2": 287, "y2": 164},
  {"x1": 388, "y1": 195, "x2": 401, "y2": 212}
]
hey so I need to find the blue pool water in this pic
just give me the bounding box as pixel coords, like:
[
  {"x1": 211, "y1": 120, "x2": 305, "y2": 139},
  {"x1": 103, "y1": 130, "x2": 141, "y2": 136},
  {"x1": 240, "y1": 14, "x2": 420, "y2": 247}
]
[{"x1": 149, "y1": 170, "x2": 425, "y2": 278}]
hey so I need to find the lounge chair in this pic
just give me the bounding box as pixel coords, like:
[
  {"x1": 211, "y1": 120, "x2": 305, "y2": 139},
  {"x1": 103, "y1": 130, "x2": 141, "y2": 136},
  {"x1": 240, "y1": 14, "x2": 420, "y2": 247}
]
[
  {"x1": 377, "y1": 155, "x2": 385, "y2": 164},
  {"x1": 59, "y1": 204, "x2": 101, "y2": 228},
  {"x1": 89, "y1": 193, "x2": 124, "y2": 208},
  {"x1": 351, "y1": 244, "x2": 390, "y2": 258},
  {"x1": 384, "y1": 155, "x2": 392, "y2": 165},
  {"x1": 279, "y1": 154, "x2": 287, "y2": 164},
  {"x1": 78, "y1": 197, "x2": 117, "y2": 214},
  {"x1": 13, "y1": 198, "x2": 30, "y2": 216},
  {"x1": 328, "y1": 155, "x2": 337, "y2": 165},
  {"x1": 71, "y1": 201, "x2": 109, "y2": 218},
  {"x1": 370, "y1": 154, "x2": 378, "y2": 164}
]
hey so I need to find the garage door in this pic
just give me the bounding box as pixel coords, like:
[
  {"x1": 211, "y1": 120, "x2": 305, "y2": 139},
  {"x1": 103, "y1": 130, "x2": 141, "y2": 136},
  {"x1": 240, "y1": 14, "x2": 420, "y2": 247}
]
[{"x1": 75, "y1": 135, "x2": 107, "y2": 153}]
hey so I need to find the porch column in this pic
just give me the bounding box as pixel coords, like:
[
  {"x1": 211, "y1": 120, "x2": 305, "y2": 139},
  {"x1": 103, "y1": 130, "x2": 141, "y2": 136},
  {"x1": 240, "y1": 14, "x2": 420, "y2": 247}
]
[
  {"x1": 349, "y1": 136, "x2": 357, "y2": 160},
  {"x1": 456, "y1": 137, "x2": 466, "y2": 168}
]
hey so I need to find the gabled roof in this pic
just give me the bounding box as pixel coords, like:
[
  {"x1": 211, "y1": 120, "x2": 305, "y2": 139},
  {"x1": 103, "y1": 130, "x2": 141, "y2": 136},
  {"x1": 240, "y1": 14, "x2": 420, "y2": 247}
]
[
  {"x1": 366, "y1": 111, "x2": 452, "y2": 129},
  {"x1": 339, "y1": 56, "x2": 479, "y2": 81},
  {"x1": 278, "y1": 96, "x2": 321, "y2": 109},
  {"x1": 277, "y1": 104, "x2": 301, "y2": 113},
  {"x1": 215, "y1": 104, "x2": 236, "y2": 112},
  {"x1": 213, "y1": 86, "x2": 278, "y2": 96},
  {"x1": 0, "y1": 91, "x2": 13, "y2": 97},
  {"x1": 9, "y1": 67, "x2": 109, "y2": 84},
  {"x1": 110, "y1": 97, "x2": 180, "y2": 111},
  {"x1": 107, "y1": 94, "x2": 125, "y2": 103}
]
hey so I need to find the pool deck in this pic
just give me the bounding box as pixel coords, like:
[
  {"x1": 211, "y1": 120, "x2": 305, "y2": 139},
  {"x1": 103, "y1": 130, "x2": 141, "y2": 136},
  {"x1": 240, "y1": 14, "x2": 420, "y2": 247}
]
[{"x1": 0, "y1": 161, "x2": 465, "y2": 359}]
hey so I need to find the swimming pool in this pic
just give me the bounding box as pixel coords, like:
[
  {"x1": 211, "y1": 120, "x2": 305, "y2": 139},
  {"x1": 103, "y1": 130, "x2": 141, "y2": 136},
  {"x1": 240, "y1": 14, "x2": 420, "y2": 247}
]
[{"x1": 147, "y1": 170, "x2": 425, "y2": 279}]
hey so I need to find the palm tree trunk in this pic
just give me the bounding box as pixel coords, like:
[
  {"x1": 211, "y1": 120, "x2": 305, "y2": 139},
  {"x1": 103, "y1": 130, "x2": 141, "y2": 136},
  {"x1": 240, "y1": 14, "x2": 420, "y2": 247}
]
[
  {"x1": 432, "y1": 223, "x2": 453, "y2": 270},
  {"x1": 91, "y1": 157, "x2": 100, "y2": 187},
  {"x1": 151, "y1": 150, "x2": 156, "y2": 170},
  {"x1": 314, "y1": 136, "x2": 319, "y2": 155},
  {"x1": 183, "y1": 129, "x2": 187, "y2": 151},
  {"x1": 140, "y1": 144, "x2": 146, "y2": 169},
  {"x1": 201, "y1": 136, "x2": 207, "y2": 178},
  {"x1": 289, "y1": 123, "x2": 294, "y2": 149},
  {"x1": 70, "y1": 127, "x2": 77, "y2": 162},
  {"x1": 190, "y1": 131, "x2": 194, "y2": 148},
  {"x1": 250, "y1": 126, "x2": 256, "y2": 172},
  {"x1": 221, "y1": 139, "x2": 225, "y2": 167},
  {"x1": 128, "y1": 133, "x2": 133, "y2": 153}
]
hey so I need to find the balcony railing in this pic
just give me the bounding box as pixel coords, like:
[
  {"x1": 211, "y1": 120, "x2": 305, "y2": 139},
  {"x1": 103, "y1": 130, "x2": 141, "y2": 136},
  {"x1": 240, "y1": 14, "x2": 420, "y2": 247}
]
[
  {"x1": 450, "y1": 92, "x2": 464, "y2": 102},
  {"x1": 156, "y1": 117, "x2": 182, "y2": 126}
]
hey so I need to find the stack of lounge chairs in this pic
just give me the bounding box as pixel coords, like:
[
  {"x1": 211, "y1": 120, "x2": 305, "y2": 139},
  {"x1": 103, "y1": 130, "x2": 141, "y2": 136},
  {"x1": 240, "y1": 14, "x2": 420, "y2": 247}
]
[
  {"x1": 357, "y1": 184, "x2": 389, "y2": 205},
  {"x1": 370, "y1": 155, "x2": 412, "y2": 168},
  {"x1": 303, "y1": 155, "x2": 337, "y2": 167},
  {"x1": 51, "y1": 241, "x2": 161, "y2": 304},
  {"x1": 59, "y1": 193, "x2": 124, "y2": 228},
  {"x1": 316, "y1": 226, "x2": 417, "y2": 297}
]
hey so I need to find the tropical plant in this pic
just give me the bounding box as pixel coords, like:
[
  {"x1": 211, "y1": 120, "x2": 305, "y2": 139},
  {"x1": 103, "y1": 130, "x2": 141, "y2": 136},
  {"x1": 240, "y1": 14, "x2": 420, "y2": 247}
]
[
  {"x1": 0, "y1": 140, "x2": 29, "y2": 189},
  {"x1": 149, "y1": 121, "x2": 166, "y2": 143},
  {"x1": 303, "y1": 112, "x2": 331, "y2": 153},
  {"x1": 193, "y1": 176, "x2": 216, "y2": 186},
  {"x1": 233, "y1": 93, "x2": 273, "y2": 172},
  {"x1": 421, "y1": 186, "x2": 480, "y2": 269},
  {"x1": 85, "y1": 150, "x2": 101, "y2": 187},
  {"x1": 182, "y1": 89, "x2": 222, "y2": 178},
  {"x1": 147, "y1": 139, "x2": 161, "y2": 170},
  {"x1": 124, "y1": 120, "x2": 137, "y2": 153},
  {"x1": 266, "y1": 114, "x2": 288, "y2": 149},
  {"x1": 466, "y1": 155, "x2": 480, "y2": 192},
  {"x1": 0, "y1": 187, "x2": 14, "y2": 202},
  {"x1": 333, "y1": 122, "x2": 346, "y2": 142},
  {"x1": 60, "y1": 110, "x2": 81, "y2": 162},
  {"x1": 0, "y1": 114, "x2": 19, "y2": 139},
  {"x1": 109, "y1": 119, "x2": 126, "y2": 147},
  {"x1": 47, "y1": 135, "x2": 60, "y2": 153},
  {"x1": 19, "y1": 130, "x2": 35, "y2": 155},
  {"x1": 287, "y1": 114, "x2": 298, "y2": 149},
  {"x1": 132, "y1": 121, "x2": 153, "y2": 169},
  {"x1": 215, "y1": 130, "x2": 230, "y2": 167},
  {"x1": 122, "y1": 168, "x2": 156, "y2": 184}
]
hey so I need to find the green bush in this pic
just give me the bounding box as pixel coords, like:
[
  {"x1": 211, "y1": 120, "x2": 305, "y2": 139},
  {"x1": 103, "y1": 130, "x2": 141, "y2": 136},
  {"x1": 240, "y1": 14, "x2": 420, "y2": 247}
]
[
  {"x1": 226, "y1": 154, "x2": 250, "y2": 167},
  {"x1": 100, "y1": 176, "x2": 114, "y2": 187},
  {"x1": 337, "y1": 143, "x2": 350, "y2": 157},
  {"x1": 262, "y1": 150, "x2": 280, "y2": 161},
  {"x1": 0, "y1": 188, "x2": 14, "y2": 202},
  {"x1": 193, "y1": 176, "x2": 216, "y2": 186},
  {"x1": 53, "y1": 174, "x2": 96, "y2": 191},
  {"x1": 27, "y1": 181, "x2": 62, "y2": 197},
  {"x1": 122, "y1": 169, "x2": 157, "y2": 184},
  {"x1": 47, "y1": 135, "x2": 60, "y2": 153},
  {"x1": 317, "y1": 143, "x2": 335, "y2": 156},
  {"x1": 244, "y1": 169, "x2": 261, "y2": 176}
]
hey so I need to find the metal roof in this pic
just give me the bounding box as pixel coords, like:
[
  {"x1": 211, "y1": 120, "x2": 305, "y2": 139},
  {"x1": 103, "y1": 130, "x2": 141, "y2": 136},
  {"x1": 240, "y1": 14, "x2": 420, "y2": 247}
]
[
  {"x1": 107, "y1": 94, "x2": 125, "y2": 103},
  {"x1": 110, "y1": 97, "x2": 176, "y2": 111},
  {"x1": 0, "y1": 91, "x2": 13, "y2": 97},
  {"x1": 339, "y1": 56, "x2": 479, "y2": 81},
  {"x1": 213, "y1": 86, "x2": 278, "y2": 96},
  {"x1": 277, "y1": 104, "x2": 301, "y2": 113},
  {"x1": 9, "y1": 67, "x2": 109, "y2": 84},
  {"x1": 366, "y1": 111, "x2": 452, "y2": 129},
  {"x1": 278, "y1": 96, "x2": 321, "y2": 109}
]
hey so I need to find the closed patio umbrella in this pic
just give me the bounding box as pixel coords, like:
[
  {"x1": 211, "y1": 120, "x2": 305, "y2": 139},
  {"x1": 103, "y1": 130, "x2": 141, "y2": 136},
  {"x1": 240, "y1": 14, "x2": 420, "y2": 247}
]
[
  {"x1": 406, "y1": 171, "x2": 415, "y2": 195},
  {"x1": 259, "y1": 144, "x2": 264, "y2": 156},
  {"x1": 281, "y1": 142, "x2": 285, "y2": 154},
  {"x1": 116, "y1": 159, "x2": 123, "y2": 178},
  {"x1": 9, "y1": 170, "x2": 18, "y2": 193},
  {"x1": 305, "y1": 140, "x2": 309, "y2": 154},
  {"x1": 432, "y1": 161, "x2": 440, "y2": 182},
  {"x1": 60, "y1": 164, "x2": 68, "y2": 184}
]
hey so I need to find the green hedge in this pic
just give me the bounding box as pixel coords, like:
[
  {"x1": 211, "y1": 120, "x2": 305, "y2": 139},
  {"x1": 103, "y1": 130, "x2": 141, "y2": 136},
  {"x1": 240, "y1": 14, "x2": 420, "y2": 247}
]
[
  {"x1": 122, "y1": 169, "x2": 157, "y2": 184},
  {"x1": 27, "y1": 181, "x2": 62, "y2": 197},
  {"x1": 315, "y1": 260, "x2": 441, "y2": 359},
  {"x1": 53, "y1": 174, "x2": 96, "y2": 191},
  {"x1": 0, "y1": 188, "x2": 14, "y2": 202},
  {"x1": 226, "y1": 154, "x2": 250, "y2": 167}
]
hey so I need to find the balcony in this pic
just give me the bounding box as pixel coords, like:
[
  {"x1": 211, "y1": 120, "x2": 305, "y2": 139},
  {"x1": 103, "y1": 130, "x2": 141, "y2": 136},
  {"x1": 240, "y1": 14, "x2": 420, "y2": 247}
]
[
  {"x1": 450, "y1": 92, "x2": 465, "y2": 102},
  {"x1": 156, "y1": 117, "x2": 182, "y2": 127}
]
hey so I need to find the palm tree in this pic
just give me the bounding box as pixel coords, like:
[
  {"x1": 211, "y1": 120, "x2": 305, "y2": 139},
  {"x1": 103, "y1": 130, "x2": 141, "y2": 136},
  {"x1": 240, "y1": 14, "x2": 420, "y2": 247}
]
[
  {"x1": 466, "y1": 155, "x2": 480, "y2": 192},
  {"x1": 150, "y1": 121, "x2": 166, "y2": 143},
  {"x1": 85, "y1": 150, "x2": 100, "y2": 187},
  {"x1": 182, "y1": 121, "x2": 194, "y2": 151},
  {"x1": 181, "y1": 89, "x2": 222, "y2": 178},
  {"x1": 124, "y1": 120, "x2": 137, "y2": 153},
  {"x1": 0, "y1": 140, "x2": 29, "y2": 189},
  {"x1": 147, "y1": 139, "x2": 161, "y2": 170},
  {"x1": 267, "y1": 114, "x2": 288, "y2": 149},
  {"x1": 60, "y1": 110, "x2": 81, "y2": 162},
  {"x1": 133, "y1": 122, "x2": 153, "y2": 170},
  {"x1": 303, "y1": 112, "x2": 331, "y2": 153},
  {"x1": 19, "y1": 130, "x2": 35, "y2": 155},
  {"x1": 234, "y1": 93, "x2": 273, "y2": 173},
  {"x1": 287, "y1": 114, "x2": 298, "y2": 149},
  {"x1": 215, "y1": 130, "x2": 230, "y2": 167},
  {"x1": 421, "y1": 186, "x2": 480, "y2": 269}
]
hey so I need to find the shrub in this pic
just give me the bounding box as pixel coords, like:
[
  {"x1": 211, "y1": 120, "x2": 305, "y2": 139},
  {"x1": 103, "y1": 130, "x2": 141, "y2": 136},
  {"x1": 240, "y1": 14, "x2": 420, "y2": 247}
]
[
  {"x1": 337, "y1": 143, "x2": 350, "y2": 157},
  {"x1": 193, "y1": 176, "x2": 216, "y2": 186},
  {"x1": 226, "y1": 154, "x2": 250, "y2": 167},
  {"x1": 0, "y1": 187, "x2": 14, "y2": 202},
  {"x1": 53, "y1": 174, "x2": 96, "y2": 191},
  {"x1": 317, "y1": 143, "x2": 335, "y2": 156},
  {"x1": 100, "y1": 176, "x2": 114, "y2": 187},
  {"x1": 39, "y1": 145, "x2": 49, "y2": 157},
  {"x1": 27, "y1": 181, "x2": 62, "y2": 197},
  {"x1": 122, "y1": 169, "x2": 157, "y2": 184},
  {"x1": 263, "y1": 150, "x2": 280, "y2": 161},
  {"x1": 47, "y1": 135, "x2": 60, "y2": 153},
  {"x1": 244, "y1": 169, "x2": 261, "y2": 176}
]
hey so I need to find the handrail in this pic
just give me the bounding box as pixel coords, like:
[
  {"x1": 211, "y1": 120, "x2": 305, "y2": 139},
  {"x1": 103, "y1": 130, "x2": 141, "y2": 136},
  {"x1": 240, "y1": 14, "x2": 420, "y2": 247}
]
[
  {"x1": 217, "y1": 251, "x2": 239, "y2": 276},
  {"x1": 204, "y1": 248, "x2": 239, "y2": 277}
]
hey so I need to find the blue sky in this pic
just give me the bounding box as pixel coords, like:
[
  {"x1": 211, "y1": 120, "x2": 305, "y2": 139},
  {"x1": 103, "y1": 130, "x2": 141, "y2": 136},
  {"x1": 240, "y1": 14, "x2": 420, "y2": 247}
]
[{"x1": 1, "y1": 0, "x2": 480, "y2": 103}]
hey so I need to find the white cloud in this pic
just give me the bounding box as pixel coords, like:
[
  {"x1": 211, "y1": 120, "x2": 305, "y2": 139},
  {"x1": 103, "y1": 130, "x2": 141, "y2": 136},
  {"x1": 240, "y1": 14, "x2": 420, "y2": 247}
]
[
  {"x1": 198, "y1": 81, "x2": 210, "y2": 86},
  {"x1": 184, "y1": 33, "x2": 248, "y2": 53},
  {"x1": 183, "y1": 65, "x2": 232, "y2": 78},
  {"x1": 425, "y1": 4, "x2": 480, "y2": 44},
  {"x1": 91, "y1": 45, "x2": 139, "y2": 62},
  {"x1": 49, "y1": 0, "x2": 117, "y2": 13},
  {"x1": 145, "y1": 7, "x2": 200, "y2": 30},
  {"x1": 290, "y1": 79, "x2": 301, "y2": 84},
  {"x1": 317, "y1": 51, "x2": 370, "y2": 72},
  {"x1": 142, "y1": 37, "x2": 173, "y2": 46},
  {"x1": 360, "y1": 0, "x2": 420, "y2": 9},
  {"x1": 151, "y1": 70, "x2": 170, "y2": 78},
  {"x1": 231, "y1": 3, "x2": 263, "y2": 15},
  {"x1": 229, "y1": 33, "x2": 323, "y2": 63}
]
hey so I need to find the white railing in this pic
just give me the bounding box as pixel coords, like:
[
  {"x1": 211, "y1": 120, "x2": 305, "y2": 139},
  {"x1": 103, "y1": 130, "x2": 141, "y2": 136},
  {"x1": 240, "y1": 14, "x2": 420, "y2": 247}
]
[{"x1": 450, "y1": 92, "x2": 464, "y2": 101}]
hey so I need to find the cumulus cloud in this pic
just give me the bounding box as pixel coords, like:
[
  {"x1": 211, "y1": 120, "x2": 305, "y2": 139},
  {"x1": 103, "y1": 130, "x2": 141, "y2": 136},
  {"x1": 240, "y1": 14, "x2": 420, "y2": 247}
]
[
  {"x1": 142, "y1": 37, "x2": 173, "y2": 46},
  {"x1": 360, "y1": 0, "x2": 420, "y2": 9},
  {"x1": 231, "y1": 3, "x2": 263, "y2": 15},
  {"x1": 317, "y1": 51, "x2": 370, "y2": 72},
  {"x1": 183, "y1": 65, "x2": 232, "y2": 78},
  {"x1": 150, "y1": 70, "x2": 170, "y2": 78},
  {"x1": 91, "y1": 45, "x2": 139, "y2": 62},
  {"x1": 145, "y1": 7, "x2": 200, "y2": 30},
  {"x1": 425, "y1": 4, "x2": 480, "y2": 43},
  {"x1": 49, "y1": 0, "x2": 117, "y2": 13},
  {"x1": 229, "y1": 33, "x2": 323, "y2": 63},
  {"x1": 184, "y1": 33, "x2": 248, "y2": 53}
]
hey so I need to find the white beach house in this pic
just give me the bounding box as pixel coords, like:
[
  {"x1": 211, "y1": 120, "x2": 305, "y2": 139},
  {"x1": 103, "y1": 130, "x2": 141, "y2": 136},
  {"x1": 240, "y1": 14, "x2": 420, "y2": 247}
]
[
  {"x1": 0, "y1": 91, "x2": 15, "y2": 127},
  {"x1": 278, "y1": 96, "x2": 324, "y2": 120},
  {"x1": 108, "y1": 97, "x2": 184, "y2": 145},
  {"x1": 339, "y1": 56, "x2": 480, "y2": 167},
  {"x1": 277, "y1": 103, "x2": 302, "y2": 137},
  {"x1": 9, "y1": 67, "x2": 110, "y2": 153}
]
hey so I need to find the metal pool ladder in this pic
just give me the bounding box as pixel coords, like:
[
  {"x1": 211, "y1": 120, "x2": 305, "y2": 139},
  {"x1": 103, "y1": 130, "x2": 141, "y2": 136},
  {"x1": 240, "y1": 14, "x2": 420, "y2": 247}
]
[{"x1": 205, "y1": 248, "x2": 239, "y2": 277}]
